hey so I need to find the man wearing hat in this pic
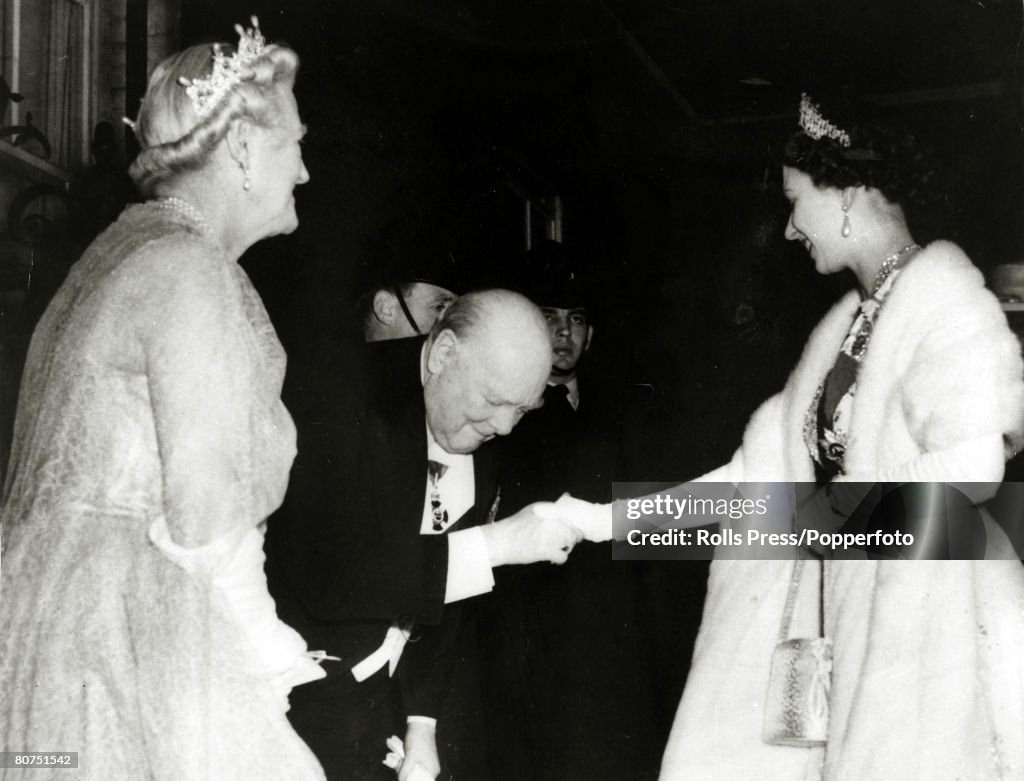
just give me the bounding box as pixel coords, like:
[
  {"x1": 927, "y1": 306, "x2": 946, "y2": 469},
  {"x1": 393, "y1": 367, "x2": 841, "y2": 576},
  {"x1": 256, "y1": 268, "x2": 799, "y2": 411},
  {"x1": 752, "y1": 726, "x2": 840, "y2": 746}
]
[
  {"x1": 499, "y1": 240, "x2": 615, "y2": 503},
  {"x1": 532, "y1": 247, "x2": 593, "y2": 408},
  {"x1": 483, "y1": 240, "x2": 664, "y2": 781},
  {"x1": 355, "y1": 227, "x2": 461, "y2": 342}
]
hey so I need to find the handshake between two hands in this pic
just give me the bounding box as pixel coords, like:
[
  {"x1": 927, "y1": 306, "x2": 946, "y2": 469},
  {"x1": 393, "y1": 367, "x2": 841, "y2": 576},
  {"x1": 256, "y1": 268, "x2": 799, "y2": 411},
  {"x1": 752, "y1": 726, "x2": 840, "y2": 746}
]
[
  {"x1": 534, "y1": 493, "x2": 614, "y2": 544},
  {"x1": 483, "y1": 493, "x2": 613, "y2": 567}
]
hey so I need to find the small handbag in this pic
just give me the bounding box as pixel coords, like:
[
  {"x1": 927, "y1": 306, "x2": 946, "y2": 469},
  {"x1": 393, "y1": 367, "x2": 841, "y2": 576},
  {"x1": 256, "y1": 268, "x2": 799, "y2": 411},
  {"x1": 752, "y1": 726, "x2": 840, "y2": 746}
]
[{"x1": 762, "y1": 554, "x2": 832, "y2": 747}]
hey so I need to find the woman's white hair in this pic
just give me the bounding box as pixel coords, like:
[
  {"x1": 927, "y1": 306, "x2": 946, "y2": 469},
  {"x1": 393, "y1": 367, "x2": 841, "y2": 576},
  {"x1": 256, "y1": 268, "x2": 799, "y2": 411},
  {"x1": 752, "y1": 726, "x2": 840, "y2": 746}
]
[{"x1": 128, "y1": 41, "x2": 299, "y2": 197}]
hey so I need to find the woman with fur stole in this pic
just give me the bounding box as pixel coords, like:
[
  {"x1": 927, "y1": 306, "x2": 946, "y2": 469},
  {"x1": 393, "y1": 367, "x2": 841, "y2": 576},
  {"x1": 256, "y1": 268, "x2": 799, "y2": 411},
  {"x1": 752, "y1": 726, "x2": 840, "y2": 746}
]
[{"x1": 659, "y1": 94, "x2": 1024, "y2": 780}]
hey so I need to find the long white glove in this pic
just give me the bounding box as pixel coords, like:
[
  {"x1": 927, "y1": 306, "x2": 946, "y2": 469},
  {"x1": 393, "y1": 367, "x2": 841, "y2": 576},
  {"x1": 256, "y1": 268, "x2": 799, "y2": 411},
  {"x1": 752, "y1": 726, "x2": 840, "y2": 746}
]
[{"x1": 149, "y1": 517, "x2": 328, "y2": 692}]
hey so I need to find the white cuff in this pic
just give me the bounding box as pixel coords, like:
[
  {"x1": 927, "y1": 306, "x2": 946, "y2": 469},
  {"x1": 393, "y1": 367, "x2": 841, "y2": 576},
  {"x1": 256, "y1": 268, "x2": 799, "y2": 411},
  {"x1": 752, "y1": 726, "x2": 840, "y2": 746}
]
[
  {"x1": 406, "y1": 715, "x2": 438, "y2": 728},
  {"x1": 445, "y1": 527, "x2": 495, "y2": 603}
]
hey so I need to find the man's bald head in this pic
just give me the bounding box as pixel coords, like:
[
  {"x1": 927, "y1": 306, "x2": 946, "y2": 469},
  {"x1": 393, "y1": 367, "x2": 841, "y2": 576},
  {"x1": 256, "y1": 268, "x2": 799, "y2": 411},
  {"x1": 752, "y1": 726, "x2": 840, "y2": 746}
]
[{"x1": 423, "y1": 290, "x2": 552, "y2": 454}]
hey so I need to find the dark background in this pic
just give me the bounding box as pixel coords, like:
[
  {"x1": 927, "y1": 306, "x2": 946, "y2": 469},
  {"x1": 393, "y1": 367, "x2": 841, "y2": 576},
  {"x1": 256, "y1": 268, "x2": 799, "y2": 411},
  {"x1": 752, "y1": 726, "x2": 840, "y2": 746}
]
[
  {"x1": 179, "y1": 0, "x2": 1024, "y2": 478},
  {"x1": 169, "y1": 3, "x2": 1024, "y2": 759}
]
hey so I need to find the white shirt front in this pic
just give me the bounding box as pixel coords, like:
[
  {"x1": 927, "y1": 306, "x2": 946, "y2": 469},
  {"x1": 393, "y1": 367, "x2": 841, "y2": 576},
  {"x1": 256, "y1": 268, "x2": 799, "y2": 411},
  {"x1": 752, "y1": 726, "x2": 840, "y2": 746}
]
[{"x1": 420, "y1": 426, "x2": 474, "y2": 533}]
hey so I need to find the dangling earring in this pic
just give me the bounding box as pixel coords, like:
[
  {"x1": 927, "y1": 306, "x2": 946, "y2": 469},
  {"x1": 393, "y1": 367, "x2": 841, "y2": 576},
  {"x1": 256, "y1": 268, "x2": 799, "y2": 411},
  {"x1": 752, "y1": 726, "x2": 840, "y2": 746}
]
[
  {"x1": 841, "y1": 203, "x2": 851, "y2": 238},
  {"x1": 240, "y1": 160, "x2": 251, "y2": 191}
]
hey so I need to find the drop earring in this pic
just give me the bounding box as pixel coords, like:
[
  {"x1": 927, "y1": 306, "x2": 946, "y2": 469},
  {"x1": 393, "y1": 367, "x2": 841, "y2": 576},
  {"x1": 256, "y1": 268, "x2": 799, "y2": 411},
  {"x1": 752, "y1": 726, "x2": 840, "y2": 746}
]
[
  {"x1": 240, "y1": 160, "x2": 251, "y2": 191},
  {"x1": 840, "y1": 202, "x2": 851, "y2": 238}
]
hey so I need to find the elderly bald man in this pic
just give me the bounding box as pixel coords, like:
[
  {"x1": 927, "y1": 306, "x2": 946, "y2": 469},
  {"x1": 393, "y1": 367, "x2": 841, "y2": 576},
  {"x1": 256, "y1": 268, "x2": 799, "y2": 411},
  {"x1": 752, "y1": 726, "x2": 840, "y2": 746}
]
[{"x1": 270, "y1": 290, "x2": 583, "y2": 781}]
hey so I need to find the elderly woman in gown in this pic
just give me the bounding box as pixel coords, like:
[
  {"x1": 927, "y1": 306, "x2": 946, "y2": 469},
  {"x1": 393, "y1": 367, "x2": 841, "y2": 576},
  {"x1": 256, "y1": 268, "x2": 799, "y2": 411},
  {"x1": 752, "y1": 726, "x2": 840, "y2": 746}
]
[
  {"x1": 659, "y1": 95, "x2": 1024, "y2": 779},
  {"x1": 0, "y1": 19, "x2": 324, "y2": 780}
]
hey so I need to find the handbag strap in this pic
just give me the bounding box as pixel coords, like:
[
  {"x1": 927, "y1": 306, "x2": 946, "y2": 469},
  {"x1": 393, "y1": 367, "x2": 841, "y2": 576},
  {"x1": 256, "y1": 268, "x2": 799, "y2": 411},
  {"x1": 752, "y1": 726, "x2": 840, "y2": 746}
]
[
  {"x1": 777, "y1": 553, "x2": 825, "y2": 643},
  {"x1": 777, "y1": 555, "x2": 804, "y2": 643}
]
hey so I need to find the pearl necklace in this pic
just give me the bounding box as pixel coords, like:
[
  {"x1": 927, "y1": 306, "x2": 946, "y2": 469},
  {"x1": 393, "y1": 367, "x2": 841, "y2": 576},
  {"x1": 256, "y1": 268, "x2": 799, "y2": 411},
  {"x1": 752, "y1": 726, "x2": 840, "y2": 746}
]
[
  {"x1": 870, "y1": 243, "x2": 920, "y2": 296},
  {"x1": 151, "y1": 196, "x2": 211, "y2": 236}
]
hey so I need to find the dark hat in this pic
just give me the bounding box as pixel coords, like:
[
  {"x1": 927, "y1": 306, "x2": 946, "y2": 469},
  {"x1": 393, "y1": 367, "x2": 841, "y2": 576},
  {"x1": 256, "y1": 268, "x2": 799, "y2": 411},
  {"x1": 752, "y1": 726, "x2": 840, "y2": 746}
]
[
  {"x1": 513, "y1": 239, "x2": 589, "y2": 310},
  {"x1": 359, "y1": 217, "x2": 465, "y2": 296}
]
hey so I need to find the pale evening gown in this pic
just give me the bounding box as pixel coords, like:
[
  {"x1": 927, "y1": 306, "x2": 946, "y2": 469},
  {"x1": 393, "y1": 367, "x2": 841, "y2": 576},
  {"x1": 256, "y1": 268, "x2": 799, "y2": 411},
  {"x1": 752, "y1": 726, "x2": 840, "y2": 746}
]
[{"x1": 0, "y1": 202, "x2": 325, "y2": 779}]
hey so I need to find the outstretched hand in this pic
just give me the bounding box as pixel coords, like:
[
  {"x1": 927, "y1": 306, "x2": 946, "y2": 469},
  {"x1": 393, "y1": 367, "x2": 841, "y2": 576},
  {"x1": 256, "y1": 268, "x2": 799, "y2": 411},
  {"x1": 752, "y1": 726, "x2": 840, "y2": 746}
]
[{"x1": 481, "y1": 502, "x2": 584, "y2": 566}]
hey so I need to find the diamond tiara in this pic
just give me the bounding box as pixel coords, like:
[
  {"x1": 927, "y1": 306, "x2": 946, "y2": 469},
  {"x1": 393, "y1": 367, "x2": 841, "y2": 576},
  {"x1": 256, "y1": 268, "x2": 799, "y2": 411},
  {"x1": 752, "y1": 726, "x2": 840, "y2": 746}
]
[
  {"x1": 177, "y1": 16, "x2": 266, "y2": 117},
  {"x1": 798, "y1": 92, "x2": 851, "y2": 148}
]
